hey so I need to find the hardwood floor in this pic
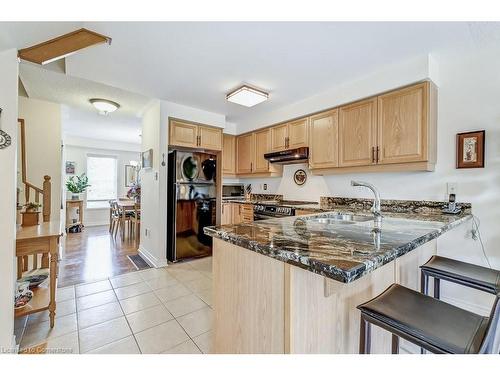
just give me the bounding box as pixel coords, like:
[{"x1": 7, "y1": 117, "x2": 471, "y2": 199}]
[{"x1": 58, "y1": 225, "x2": 139, "y2": 288}]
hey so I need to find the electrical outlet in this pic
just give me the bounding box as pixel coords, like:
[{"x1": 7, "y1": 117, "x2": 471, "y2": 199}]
[
  {"x1": 145, "y1": 228, "x2": 149, "y2": 237},
  {"x1": 263, "y1": 183, "x2": 267, "y2": 191},
  {"x1": 447, "y1": 182, "x2": 458, "y2": 196}
]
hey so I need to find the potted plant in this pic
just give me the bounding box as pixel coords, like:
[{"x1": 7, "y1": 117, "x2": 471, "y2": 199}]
[
  {"x1": 66, "y1": 173, "x2": 91, "y2": 200},
  {"x1": 127, "y1": 182, "x2": 141, "y2": 203},
  {"x1": 21, "y1": 202, "x2": 42, "y2": 226}
]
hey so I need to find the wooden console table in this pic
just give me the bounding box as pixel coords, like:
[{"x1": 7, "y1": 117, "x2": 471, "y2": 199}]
[
  {"x1": 16, "y1": 221, "x2": 62, "y2": 327},
  {"x1": 66, "y1": 199, "x2": 83, "y2": 230}
]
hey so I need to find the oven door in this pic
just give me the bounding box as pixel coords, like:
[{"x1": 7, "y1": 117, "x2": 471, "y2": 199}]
[{"x1": 253, "y1": 212, "x2": 281, "y2": 221}]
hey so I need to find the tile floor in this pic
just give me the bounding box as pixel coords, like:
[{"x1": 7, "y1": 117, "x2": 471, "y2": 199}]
[{"x1": 18, "y1": 257, "x2": 213, "y2": 354}]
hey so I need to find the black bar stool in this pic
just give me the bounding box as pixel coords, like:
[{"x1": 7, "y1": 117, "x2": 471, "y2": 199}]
[
  {"x1": 357, "y1": 283, "x2": 500, "y2": 354},
  {"x1": 420, "y1": 255, "x2": 500, "y2": 298}
]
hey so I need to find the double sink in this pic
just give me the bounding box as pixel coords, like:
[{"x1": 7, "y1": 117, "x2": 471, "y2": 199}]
[{"x1": 309, "y1": 213, "x2": 373, "y2": 225}]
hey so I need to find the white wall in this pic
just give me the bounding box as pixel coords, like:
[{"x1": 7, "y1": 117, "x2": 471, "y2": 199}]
[
  {"x1": 139, "y1": 99, "x2": 226, "y2": 267},
  {"x1": 0, "y1": 49, "x2": 18, "y2": 350},
  {"x1": 242, "y1": 44, "x2": 500, "y2": 311},
  {"x1": 18, "y1": 96, "x2": 62, "y2": 221},
  {"x1": 64, "y1": 143, "x2": 140, "y2": 226}
]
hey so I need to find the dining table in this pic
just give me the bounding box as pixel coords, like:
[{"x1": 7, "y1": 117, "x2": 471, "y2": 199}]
[{"x1": 115, "y1": 198, "x2": 139, "y2": 240}]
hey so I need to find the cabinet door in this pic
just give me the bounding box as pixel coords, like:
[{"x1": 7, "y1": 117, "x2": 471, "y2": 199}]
[
  {"x1": 232, "y1": 203, "x2": 243, "y2": 224},
  {"x1": 288, "y1": 118, "x2": 309, "y2": 148},
  {"x1": 221, "y1": 203, "x2": 233, "y2": 225},
  {"x1": 308, "y1": 110, "x2": 339, "y2": 169},
  {"x1": 222, "y1": 134, "x2": 236, "y2": 175},
  {"x1": 199, "y1": 125, "x2": 222, "y2": 151},
  {"x1": 236, "y1": 133, "x2": 255, "y2": 174},
  {"x1": 254, "y1": 129, "x2": 270, "y2": 173},
  {"x1": 377, "y1": 82, "x2": 428, "y2": 164},
  {"x1": 169, "y1": 120, "x2": 198, "y2": 148},
  {"x1": 270, "y1": 124, "x2": 288, "y2": 151},
  {"x1": 339, "y1": 98, "x2": 378, "y2": 167}
]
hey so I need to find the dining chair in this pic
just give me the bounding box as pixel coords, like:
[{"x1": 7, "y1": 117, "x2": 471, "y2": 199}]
[{"x1": 130, "y1": 202, "x2": 141, "y2": 246}]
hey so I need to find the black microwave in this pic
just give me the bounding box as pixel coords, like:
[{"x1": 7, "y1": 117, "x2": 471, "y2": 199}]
[{"x1": 222, "y1": 184, "x2": 245, "y2": 198}]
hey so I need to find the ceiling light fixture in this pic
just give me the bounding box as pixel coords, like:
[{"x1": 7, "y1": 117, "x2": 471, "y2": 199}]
[
  {"x1": 226, "y1": 85, "x2": 269, "y2": 107},
  {"x1": 89, "y1": 98, "x2": 120, "y2": 115}
]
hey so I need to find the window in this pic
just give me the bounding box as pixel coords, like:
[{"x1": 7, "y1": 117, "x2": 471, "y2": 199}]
[{"x1": 86, "y1": 155, "x2": 117, "y2": 209}]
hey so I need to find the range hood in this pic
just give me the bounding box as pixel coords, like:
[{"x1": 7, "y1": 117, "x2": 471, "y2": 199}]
[{"x1": 264, "y1": 147, "x2": 309, "y2": 164}]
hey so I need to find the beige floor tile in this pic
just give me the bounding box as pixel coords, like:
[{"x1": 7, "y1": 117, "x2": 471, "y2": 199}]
[
  {"x1": 139, "y1": 267, "x2": 170, "y2": 281},
  {"x1": 199, "y1": 270, "x2": 213, "y2": 280},
  {"x1": 177, "y1": 307, "x2": 213, "y2": 338},
  {"x1": 79, "y1": 316, "x2": 132, "y2": 353},
  {"x1": 77, "y1": 301, "x2": 124, "y2": 329},
  {"x1": 110, "y1": 272, "x2": 143, "y2": 289},
  {"x1": 144, "y1": 274, "x2": 178, "y2": 290},
  {"x1": 126, "y1": 304, "x2": 173, "y2": 333},
  {"x1": 184, "y1": 277, "x2": 212, "y2": 294},
  {"x1": 119, "y1": 291, "x2": 161, "y2": 315},
  {"x1": 22, "y1": 331, "x2": 80, "y2": 355},
  {"x1": 27, "y1": 299, "x2": 76, "y2": 325},
  {"x1": 76, "y1": 289, "x2": 117, "y2": 311},
  {"x1": 162, "y1": 339, "x2": 202, "y2": 354},
  {"x1": 154, "y1": 284, "x2": 192, "y2": 303},
  {"x1": 195, "y1": 289, "x2": 213, "y2": 307},
  {"x1": 193, "y1": 331, "x2": 213, "y2": 354},
  {"x1": 164, "y1": 294, "x2": 208, "y2": 318},
  {"x1": 56, "y1": 286, "x2": 75, "y2": 302},
  {"x1": 87, "y1": 336, "x2": 140, "y2": 354},
  {"x1": 134, "y1": 320, "x2": 189, "y2": 354},
  {"x1": 168, "y1": 268, "x2": 204, "y2": 283},
  {"x1": 166, "y1": 262, "x2": 194, "y2": 270},
  {"x1": 187, "y1": 257, "x2": 212, "y2": 272},
  {"x1": 21, "y1": 314, "x2": 77, "y2": 349},
  {"x1": 114, "y1": 281, "x2": 151, "y2": 300},
  {"x1": 75, "y1": 279, "x2": 112, "y2": 297}
]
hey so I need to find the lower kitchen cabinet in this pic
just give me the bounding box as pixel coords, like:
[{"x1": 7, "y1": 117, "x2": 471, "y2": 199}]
[{"x1": 221, "y1": 202, "x2": 232, "y2": 225}]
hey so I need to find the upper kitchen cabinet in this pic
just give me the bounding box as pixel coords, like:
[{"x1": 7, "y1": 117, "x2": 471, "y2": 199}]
[
  {"x1": 270, "y1": 118, "x2": 309, "y2": 151},
  {"x1": 377, "y1": 81, "x2": 435, "y2": 165},
  {"x1": 222, "y1": 134, "x2": 236, "y2": 175},
  {"x1": 169, "y1": 119, "x2": 222, "y2": 151},
  {"x1": 169, "y1": 120, "x2": 198, "y2": 148},
  {"x1": 236, "y1": 133, "x2": 255, "y2": 174},
  {"x1": 254, "y1": 129, "x2": 271, "y2": 173},
  {"x1": 339, "y1": 98, "x2": 377, "y2": 167},
  {"x1": 308, "y1": 109, "x2": 339, "y2": 169}
]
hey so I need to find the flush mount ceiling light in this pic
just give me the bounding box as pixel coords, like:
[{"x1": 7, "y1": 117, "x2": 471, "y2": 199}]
[
  {"x1": 226, "y1": 85, "x2": 269, "y2": 107},
  {"x1": 89, "y1": 98, "x2": 120, "y2": 115}
]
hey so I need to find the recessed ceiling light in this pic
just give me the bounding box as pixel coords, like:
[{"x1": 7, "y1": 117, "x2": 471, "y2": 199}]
[
  {"x1": 226, "y1": 85, "x2": 269, "y2": 107},
  {"x1": 89, "y1": 98, "x2": 120, "y2": 115}
]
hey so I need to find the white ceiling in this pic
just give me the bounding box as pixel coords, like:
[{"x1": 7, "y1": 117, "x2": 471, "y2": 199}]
[
  {"x1": 2, "y1": 22, "x2": 497, "y2": 127},
  {"x1": 19, "y1": 63, "x2": 153, "y2": 144}
]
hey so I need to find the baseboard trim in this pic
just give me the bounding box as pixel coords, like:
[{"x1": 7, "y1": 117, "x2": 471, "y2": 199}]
[{"x1": 138, "y1": 246, "x2": 168, "y2": 268}]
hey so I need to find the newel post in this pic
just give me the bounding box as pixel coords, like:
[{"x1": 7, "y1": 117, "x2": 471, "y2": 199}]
[{"x1": 43, "y1": 175, "x2": 51, "y2": 222}]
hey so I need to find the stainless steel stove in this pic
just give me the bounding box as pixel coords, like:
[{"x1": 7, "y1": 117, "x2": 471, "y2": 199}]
[{"x1": 253, "y1": 200, "x2": 318, "y2": 221}]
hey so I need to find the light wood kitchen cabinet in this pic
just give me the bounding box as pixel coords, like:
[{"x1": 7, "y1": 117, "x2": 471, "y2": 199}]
[
  {"x1": 222, "y1": 134, "x2": 236, "y2": 175},
  {"x1": 236, "y1": 133, "x2": 255, "y2": 174},
  {"x1": 377, "y1": 82, "x2": 432, "y2": 165},
  {"x1": 169, "y1": 119, "x2": 222, "y2": 151},
  {"x1": 232, "y1": 203, "x2": 243, "y2": 224},
  {"x1": 270, "y1": 119, "x2": 308, "y2": 151},
  {"x1": 221, "y1": 202, "x2": 232, "y2": 225},
  {"x1": 240, "y1": 204, "x2": 254, "y2": 223},
  {"x1": 308, "y1": 109, "x2": 339, "y2": 169},
  {"x1": 169, "y1": 120, "x2": 198, "y2": 148},
  {"x1": 339, "y1": 98, "x2": 378, "y2": 167},
  {"x1": 288, "y1": 118, "x2": 309, "y2": 148},
  {"x1": 254, "y1": 129, "x2": 271, "y2": 173}
]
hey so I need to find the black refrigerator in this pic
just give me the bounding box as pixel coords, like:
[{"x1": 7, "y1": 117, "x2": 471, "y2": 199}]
[{"x1": 167, "y1": 150, "x2": 216, "y2": 262}]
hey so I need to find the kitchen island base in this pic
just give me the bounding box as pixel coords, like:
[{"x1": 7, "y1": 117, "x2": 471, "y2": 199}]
[{"x1": 213, "y1": 238, "x2": 436, "y2": 354}]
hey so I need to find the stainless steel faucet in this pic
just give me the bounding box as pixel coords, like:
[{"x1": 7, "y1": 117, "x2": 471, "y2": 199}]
[{"x1": 351, "y1": 180, "x2": 382, "y2": 228}]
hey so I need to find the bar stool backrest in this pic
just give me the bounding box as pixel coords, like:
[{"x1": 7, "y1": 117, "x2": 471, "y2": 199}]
[{"x1": 479, "y1": 294, "x2": 500, "y2": 354}]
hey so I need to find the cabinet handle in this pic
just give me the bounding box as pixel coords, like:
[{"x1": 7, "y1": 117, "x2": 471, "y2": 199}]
[
  {"x1": 372, "y1": 147, "x2": 375, "y2": 163},
  {"x1": 250, "y1": 162, "x2": 253, "y2": 172},
  {"x1": 376, "y1": 146, "x2": 380, "y2": 163},
  {"x1": 222, "y1": 204, "x2": 224, "y2": 214},
  {"x1": 286, "y1": 137, "x2": 289, "y2": 149}
]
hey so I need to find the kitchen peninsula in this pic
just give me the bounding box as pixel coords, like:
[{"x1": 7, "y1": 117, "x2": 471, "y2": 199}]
[{"x1": 204, "y1": 198, "x2": 472, "y2": 354}]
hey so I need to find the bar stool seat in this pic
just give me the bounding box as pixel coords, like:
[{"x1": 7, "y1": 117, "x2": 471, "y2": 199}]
[
  {"x1": 358, "y1": 284, "x2": 493, "y2": 354},
  {"x1": 421, "y1": 255, "x2": 500, "y2": 295}
]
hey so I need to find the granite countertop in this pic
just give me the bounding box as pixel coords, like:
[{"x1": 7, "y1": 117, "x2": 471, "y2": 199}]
[{"x1": 204, "y1": 205, "x2": 472, "y2": 283}]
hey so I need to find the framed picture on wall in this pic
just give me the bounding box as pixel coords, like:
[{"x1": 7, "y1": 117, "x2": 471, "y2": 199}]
[
  {"x1": 141, "y1": 149, "x2": 153, "y2": 169},
  {"x1": 65, "y1": 161, "x2": 76, "y2": 174},
  {"x1": 456, "y1": 130, "x2": 485, "y2": 169}
]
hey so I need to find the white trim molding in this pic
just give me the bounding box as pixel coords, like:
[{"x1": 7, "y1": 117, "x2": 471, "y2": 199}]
[{"x1": 138, "y1": 245, "x2": 168, "y2": 268}]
